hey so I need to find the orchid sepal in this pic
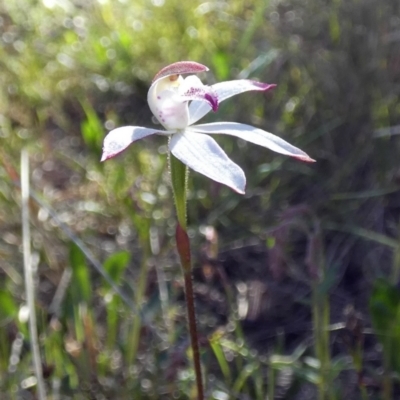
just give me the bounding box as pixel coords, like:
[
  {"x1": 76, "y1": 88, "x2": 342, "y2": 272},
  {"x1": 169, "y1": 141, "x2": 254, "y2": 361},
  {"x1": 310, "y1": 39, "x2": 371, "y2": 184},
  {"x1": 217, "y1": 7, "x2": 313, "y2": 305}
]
[
  {"x1": 148, "y1": 66, "x2": 218, "y2": 131},
  {"x1": 189, "y1": 79, "x2": 277, "y2": 125},
  {"x1": 100, "y1": 126, "x2": 170, "y2": 162},
  {"x1": 169, "y1": 131, "x2": 246, "y2": 194},
  {"x1": 189, "y1": 122, "x2": 316, "y2": 163}
]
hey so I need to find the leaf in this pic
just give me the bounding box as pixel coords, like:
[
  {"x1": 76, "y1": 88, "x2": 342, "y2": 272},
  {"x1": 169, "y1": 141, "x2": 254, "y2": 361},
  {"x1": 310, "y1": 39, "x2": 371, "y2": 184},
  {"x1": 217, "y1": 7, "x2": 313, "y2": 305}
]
[
  {"x1": 69, "y1": 242, "x2": 92, "y2": 303},
  {"x1": 370, "y1": 279, "x2": 400, "y2": 373},
  {"x1": 0, "y1": 289, "x2": 18, "y2": 321},
  {"x1": 211, "y1": 51, "x2": 230, "y2": 81},
  {"x1": 209, "y1": 332, "x2": 231, "y2": 383},
  {"x1": 80, "y1": 99, "x2": 104, "y2": 152},
  {"x1": 370, "y1": 279, "x2": 400, "y2": 332},
  {"x1": 103, "y1": 251, "x2": 130, "y2": 287}
]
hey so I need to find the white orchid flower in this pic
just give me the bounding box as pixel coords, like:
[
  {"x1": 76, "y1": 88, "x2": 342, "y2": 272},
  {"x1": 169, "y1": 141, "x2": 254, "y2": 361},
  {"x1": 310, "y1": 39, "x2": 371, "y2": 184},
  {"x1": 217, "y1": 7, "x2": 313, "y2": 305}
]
[{"x1": 101, "y1": 61, "x2": 314, "y2": 193}]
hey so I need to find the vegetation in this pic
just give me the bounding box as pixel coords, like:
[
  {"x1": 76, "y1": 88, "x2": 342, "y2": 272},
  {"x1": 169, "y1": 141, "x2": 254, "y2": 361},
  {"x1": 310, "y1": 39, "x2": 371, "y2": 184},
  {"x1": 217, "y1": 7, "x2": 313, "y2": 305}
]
[{"x1": 1, "y1": 0, "x2": 400, "y2": 398}]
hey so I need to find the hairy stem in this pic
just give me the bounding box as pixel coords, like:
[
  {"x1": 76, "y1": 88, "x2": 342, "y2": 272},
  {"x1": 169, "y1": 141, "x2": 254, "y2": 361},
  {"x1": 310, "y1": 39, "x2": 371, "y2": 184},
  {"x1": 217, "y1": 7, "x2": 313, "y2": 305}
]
[
  {"x1": 176, "y1": 224, "x2": 204, "y2": 400},
  {"x1": 169, "y1": 152, "x2": 188, "y2": 230},
  {"x1": 170, "y1": 154, "x2": 204, "y2": 399}
]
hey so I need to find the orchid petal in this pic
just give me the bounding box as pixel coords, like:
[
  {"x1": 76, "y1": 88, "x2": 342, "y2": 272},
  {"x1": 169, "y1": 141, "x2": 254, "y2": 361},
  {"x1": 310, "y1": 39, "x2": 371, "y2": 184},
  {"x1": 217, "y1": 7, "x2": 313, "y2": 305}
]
[
  {"x1": 148, "y1": 81, "x2": 191, "y2": 130},
  {"x1": 148, "y1": 62, "x2": 209, "y2": 129},
  {"x1": 169, "y1": 131, "x2": 246, "y2": 193},
  {"x1": 101, "y1": 126, "x2": 164, "y2": 161},
  {"x1": 189, "y1": 80, "x2": 276, "y2": 124},
  {"x1": 190, "y1": 122, "x2": 315, "y2": 162},
  {"x1": 148, "y1": 74, "x2": 217, "y2": 131}
]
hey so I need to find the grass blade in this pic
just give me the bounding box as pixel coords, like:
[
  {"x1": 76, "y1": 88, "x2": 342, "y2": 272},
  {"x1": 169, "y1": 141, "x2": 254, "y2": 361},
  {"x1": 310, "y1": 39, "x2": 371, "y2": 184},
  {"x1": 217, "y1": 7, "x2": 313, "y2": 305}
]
[{"x1": 21, "y1": 149, "x2": 47, "y2": 399}]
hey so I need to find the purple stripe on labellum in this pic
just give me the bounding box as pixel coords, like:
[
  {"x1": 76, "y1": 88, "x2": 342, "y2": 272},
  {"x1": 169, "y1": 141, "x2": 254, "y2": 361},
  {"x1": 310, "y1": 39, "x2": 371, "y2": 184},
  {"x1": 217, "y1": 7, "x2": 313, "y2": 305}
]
[
  {"x1": 183, "y1": 86, "x2": 219, "y2": 112},
  {"x1": 205, "y1": 92, "x2": 218, "y2": 112},
  {"x1": 153, "y1": 61, "x2": 209, "y2": 82}
]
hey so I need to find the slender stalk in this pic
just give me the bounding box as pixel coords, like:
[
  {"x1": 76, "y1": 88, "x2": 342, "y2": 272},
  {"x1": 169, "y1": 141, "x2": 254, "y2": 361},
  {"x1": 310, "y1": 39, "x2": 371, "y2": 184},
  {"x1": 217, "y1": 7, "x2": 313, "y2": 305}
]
[
  {"x1": 354, "y1": 339, "x2": 368, "y2": 400},
  {"x1": 312, "y1": 287, "x2": 323, "y2": 400},
  {"x1": 21, "y1": 149, "x2": 47, "y2": 399},
  {"x1": 267, "y1": 364, "x2": 275, "y2": 400},
  {"x1": 176, "y1": 224, "x2": 204, "y2": 400},
  {"x1": 312, "y1": 283, "x2": 332, "y2": 400},
  {"x1": 169, "y1": 152, "x2": 188, "y2": 230},
  {"x1": 170, "y1": 154, "x2": 204, "y2": 399},
  {"x1": 185, "y1": 281, "x2": 203, "y2": 399},
  {"x1": 151, "y1": 226, "x2": 172, "y2": 334},
  {"x1": 382, "y1": 337, "x2": 393, "y2": 400},
  {"x1": 236, "y1": 0, "x2": 270, "y2": 58},
  {"x1": 321, "y1": 294, "x2": 331, "y2": 400},
  {"x1": 127, "y1": 247, "x2": 150, "y2": 368}
]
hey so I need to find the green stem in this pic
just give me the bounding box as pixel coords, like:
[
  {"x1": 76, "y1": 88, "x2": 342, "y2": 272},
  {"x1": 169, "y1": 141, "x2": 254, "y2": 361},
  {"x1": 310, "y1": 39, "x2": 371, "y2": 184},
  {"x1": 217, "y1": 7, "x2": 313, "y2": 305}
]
[
  {"x1": 182, "y1": 256, "x2": 204, "y2": 400},
  {"x1": 169, "y1": 152, "x2": 188, "y2": 230},
  {"x1": 322, "y1": 294, "x2": 331, "y2": 400},
  {"x1": 383, "y1": 336, "x2": 393, "y2": 400},
  {"x1": 312, "y1": 287, "x2": 323, "y2": 400},
  {"x1": 268, "y1": 361, "x2": 275, "y2": 400},
  {"x1": 21, "y1": 150, "x2": 47, "y2": 400},
  {"x1": 236, "y1": 0, "x2": 270, "y2": 57},
  {"x1": 170, "y1": 154, "x2": 204, "y2": 400},
  {"x1": 127, "y1": 247, "x2": 150, "y2": 369},
  {"x1": 312, "y1": 284, "x2": 332, "y2": 400}
]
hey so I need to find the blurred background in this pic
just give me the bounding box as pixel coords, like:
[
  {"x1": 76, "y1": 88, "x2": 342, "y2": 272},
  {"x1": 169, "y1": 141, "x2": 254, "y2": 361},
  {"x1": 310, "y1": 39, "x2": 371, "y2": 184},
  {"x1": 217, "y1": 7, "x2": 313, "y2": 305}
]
[{"x1": 1, "y1": 0, "x2": 400, "y2": 398}]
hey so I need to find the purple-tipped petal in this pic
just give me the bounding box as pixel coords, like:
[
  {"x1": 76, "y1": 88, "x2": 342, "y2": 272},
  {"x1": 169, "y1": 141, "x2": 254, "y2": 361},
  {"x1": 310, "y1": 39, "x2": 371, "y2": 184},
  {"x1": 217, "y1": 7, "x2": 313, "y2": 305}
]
[
  {"x1": 213, "y1": 80, "x2": 276, "y2": 103},
  {"x1": 101, "y1": 126, "x2": 163, "y2": 161},
  {"x1": 189, "y1": 79, "x2": 276, "y2": 124},
  {"x1": 152, "y1": 61, "x2": 209, "y2": 83},
  {"x1": 190, "y1": 122, "x2": 315, "y2": 162},
  {"x1": 169, "y1": 131, "x2": 246, "y2": 194}
]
